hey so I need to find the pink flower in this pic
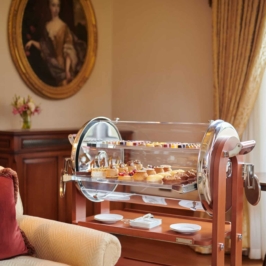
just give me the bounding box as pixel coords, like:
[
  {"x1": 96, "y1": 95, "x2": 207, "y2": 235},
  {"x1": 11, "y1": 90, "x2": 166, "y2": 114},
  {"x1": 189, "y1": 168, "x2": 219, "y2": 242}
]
[
  {"x1": 12, "y1": 107, "x2": 19, "y2": 115},
  {"x1": 11, "y1": 95, "x2": 41, "y2": 116}
]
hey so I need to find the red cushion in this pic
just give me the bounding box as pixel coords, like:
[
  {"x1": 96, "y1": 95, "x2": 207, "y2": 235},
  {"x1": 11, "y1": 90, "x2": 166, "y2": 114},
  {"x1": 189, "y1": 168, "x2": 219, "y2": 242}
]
[{"x1": 0, "y1": 169, "x2": 28, "y2": 260}]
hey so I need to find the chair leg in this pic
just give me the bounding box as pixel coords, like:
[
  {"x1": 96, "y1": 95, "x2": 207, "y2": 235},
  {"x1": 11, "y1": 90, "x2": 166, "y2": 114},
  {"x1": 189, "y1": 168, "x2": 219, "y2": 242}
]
[{"x1": 263, "y1": 253, "x2": 266, "y2": 266}]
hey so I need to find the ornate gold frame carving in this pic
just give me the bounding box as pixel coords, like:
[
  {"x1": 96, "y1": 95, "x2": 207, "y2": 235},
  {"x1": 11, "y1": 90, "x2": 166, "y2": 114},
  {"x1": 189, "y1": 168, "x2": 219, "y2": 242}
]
[{"x1": 8, "y1": 0, "x2": 97, "y2": 99}]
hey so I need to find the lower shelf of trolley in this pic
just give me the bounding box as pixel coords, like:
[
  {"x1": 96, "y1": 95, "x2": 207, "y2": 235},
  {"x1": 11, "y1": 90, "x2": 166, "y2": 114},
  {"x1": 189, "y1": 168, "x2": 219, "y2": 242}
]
[{"x1": 74, "y1": 209, "x2": 231, "y2": 252}]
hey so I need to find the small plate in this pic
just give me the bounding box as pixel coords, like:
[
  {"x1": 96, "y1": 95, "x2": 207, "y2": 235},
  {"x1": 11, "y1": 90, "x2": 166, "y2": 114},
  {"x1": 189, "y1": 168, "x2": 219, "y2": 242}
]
[
  {"x1": 170, "y1": 223, "x2": 201, "y2": 234},
  {"x1": 94, "y1": 214, "x2": 123, "y2": 224}
]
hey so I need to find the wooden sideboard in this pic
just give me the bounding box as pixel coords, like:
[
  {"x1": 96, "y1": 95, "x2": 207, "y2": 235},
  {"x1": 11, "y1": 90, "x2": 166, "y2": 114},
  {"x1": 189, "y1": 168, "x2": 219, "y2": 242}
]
[
  {"x1": 0, "y1": 128, "x2": 133, "y2": 223},
  {"x1": 0, "y1": 128, "x2": 77, "y2": 222}
]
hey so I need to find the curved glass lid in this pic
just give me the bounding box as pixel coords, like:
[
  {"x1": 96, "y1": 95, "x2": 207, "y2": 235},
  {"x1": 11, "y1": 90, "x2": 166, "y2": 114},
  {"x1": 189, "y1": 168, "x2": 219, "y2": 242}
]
[
  {"x1": 114, "y1": 120, "x2": 208, "y2": 143},
  {"x1": 69, "y1": 117, "x2": 242, "y2": 207},
  {"x1": 71, "y1": 117, "x2": 122, "y2": 172},
  {"x1": 197, "y1": 120, "x2": 240, "y2": 216},
  {"x1": 71, "y1": 117, "x2": 122, "y2": 202}
]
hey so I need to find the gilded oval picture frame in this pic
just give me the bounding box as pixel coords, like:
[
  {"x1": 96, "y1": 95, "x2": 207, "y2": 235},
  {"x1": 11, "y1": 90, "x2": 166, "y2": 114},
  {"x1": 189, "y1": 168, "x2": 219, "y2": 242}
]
[{"x1": 8, "y1": 0, "x2": 97, "y2": 99}]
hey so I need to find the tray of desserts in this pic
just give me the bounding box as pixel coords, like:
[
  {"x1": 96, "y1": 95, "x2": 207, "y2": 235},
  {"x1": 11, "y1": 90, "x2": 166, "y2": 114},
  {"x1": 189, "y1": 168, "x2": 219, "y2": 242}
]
[
  {"x1": 63, "y1": 159, "x2": 197, "y2": 193},
  {"x1": 85, "y1": 139, "x2": 201, "y2": 150},
  {"x1": 63, "y1": 117, "x2": 200, "y2": 198}
]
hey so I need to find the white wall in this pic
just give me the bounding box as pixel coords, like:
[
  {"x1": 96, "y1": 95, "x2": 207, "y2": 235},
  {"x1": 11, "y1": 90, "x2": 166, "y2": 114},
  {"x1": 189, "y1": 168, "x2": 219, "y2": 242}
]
[
  {"x1": 112, "y1": 0, "x2": 213, "y2": 122},
  {"x1": 0, "y1": 0, "x2": 213, "y2": 130},
  {"x1": 0, "y1": 0, "x2": 113, "y2": 130}
]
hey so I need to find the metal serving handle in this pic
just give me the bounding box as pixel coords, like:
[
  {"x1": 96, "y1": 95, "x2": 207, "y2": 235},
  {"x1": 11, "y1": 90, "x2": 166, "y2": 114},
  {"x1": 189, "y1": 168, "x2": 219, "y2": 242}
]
[
  {"x1": 60, "y1": 157, "x2": 74, "y2": 198},
  {"x1": 243, "y1": 163, "x2": 261, "y2": 206},
  {"x1": 223, "y1": 140, "x2": 256, "y2": 157},
  {"x1": 224, "y1": 140, "x2": 260, "y2": 206}
]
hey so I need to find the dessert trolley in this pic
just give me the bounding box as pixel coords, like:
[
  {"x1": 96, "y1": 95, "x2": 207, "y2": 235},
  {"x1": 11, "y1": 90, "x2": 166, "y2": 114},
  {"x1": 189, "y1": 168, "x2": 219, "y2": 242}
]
[{"x1": 60, "y1": 117, "x2": 261, "y2": 266}]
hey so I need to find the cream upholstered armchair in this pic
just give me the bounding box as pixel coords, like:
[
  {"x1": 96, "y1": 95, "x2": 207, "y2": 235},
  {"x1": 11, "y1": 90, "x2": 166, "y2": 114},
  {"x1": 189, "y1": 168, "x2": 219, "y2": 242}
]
[{"x1": 1, "y1": 185, "x2": 121, "y2": 266}]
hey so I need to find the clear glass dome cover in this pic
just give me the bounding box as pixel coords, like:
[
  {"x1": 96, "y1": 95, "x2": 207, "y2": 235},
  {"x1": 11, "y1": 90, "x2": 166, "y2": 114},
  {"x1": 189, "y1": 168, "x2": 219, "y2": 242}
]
[{"x1": 67, "y1": 117, "x2": 240, "y2": 214}]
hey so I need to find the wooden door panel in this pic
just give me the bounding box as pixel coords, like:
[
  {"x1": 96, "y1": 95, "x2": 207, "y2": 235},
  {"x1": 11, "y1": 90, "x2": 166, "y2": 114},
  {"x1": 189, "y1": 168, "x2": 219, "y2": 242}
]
[
  {"x1": 22, "y1": 156, "x2": 58, "y2": 220},
  {"x1": 0, "y1": 155, "x2": 13, "y2": 168}
]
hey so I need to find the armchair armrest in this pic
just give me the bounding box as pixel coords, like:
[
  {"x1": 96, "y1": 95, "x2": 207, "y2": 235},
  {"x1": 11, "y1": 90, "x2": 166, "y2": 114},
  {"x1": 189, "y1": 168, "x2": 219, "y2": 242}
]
[{"x1": 17, "y1": 215, "x2": 121, "y2": 266}]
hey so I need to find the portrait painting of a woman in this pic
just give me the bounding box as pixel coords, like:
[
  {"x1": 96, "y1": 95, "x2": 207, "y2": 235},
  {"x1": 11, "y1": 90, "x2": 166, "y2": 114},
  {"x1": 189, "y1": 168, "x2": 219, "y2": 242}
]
[{"x1": 23, "y1": 0, "x2": 87, "y2": 87}]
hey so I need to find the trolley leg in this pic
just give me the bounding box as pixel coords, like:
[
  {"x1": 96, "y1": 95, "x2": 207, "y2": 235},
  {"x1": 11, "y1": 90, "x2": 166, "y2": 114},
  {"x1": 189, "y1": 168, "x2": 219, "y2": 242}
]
[
  {"x1": 212, "y1": 139, "x2": 228, "y2": 266},
  {"x1": 72, "y1": 182, "x2": 86, "y2": 222},
  {"x1": 230, "y1": 158, "x2": 243, "y2": 266}
]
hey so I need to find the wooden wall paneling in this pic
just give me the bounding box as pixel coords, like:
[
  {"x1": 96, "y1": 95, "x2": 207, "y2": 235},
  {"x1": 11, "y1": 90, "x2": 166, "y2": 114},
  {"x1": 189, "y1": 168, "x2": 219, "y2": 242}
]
[
  {"x1": 18, "y1": 154, "x2": 59, "y2": 220},
  {"x1": 0, "y1": 129, "x2": 77, "y2": 222},
  {"x1": 0, "y1": 154, "x2": 14, "y2": 169}
]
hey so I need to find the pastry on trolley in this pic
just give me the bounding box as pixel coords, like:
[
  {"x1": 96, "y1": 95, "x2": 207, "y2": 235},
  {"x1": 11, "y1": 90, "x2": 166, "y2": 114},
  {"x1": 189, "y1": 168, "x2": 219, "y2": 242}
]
[
  {"x1": 126, "y1": 141, "x2": 134, "y2": 146},
  {"x1": 146, "y1": 174, "x2": 163, "y2": 183},
  {"x1": 174, "y1": 169, "x2": 197, "y2": 180},
  {"x1": 106, "y1": 165, "x2": 119, "y2": 179},
  {"x1": 159, "y1": 172, "x2": 172, "y2": 178},
  {"x1": 185, "y1": 170, "x2": 197, "y2": 178},
  {"x1": 134, "y1": 160, "x2": 143, "y2": 170},
  {"x1": 170, "y1": 169, "x2": 185, "y2": 176},
  {"x1": 133, "y1": 170, "x2": 148, "y2": 182},
  {"x1": 127, "y1": 160, "x2": 136, "y2": 172},
  {"x1": 118, "y1": 163, "x2": 128, "y2": 173},
  {"x1": 154, "y1": 166, "x2": 164, "y2": 174},
  {"x1": 160, "y1": 165, "x2": 172, "y2": 172},
  {"x1": 117, "y1": 173, "x2": 133, "y2": 181},
  {"x1": 170, "y1": 143, "x2": 178, "y2": 148},
  {"x1": 146, "y1": 168, "x2": 157, "y2": 175},
  {"x1": 172, "y1": 169, "x2": 186, "y2": 179},
  {"x1": 153, "y1": 142, "x2": 162, "y2": 147},
  {"x1": 91, "y1": 168, "x2": 107, "y2": 179},
  {"x1": 162, "y1": 175, "x2": 178, "y2": 184},
  {"x1": 146, "y1": 142, "x2": 155, "y2": 147},
  {"x1": 176, "y1": 172, "x2": 190, "y2": 180}
]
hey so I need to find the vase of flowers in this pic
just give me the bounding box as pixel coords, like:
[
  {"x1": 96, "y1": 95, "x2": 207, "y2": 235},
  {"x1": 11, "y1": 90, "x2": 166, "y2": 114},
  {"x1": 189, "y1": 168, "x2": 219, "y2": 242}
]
[{"x1": 11, "y1": 95, "x2": 41, "y2": 129}]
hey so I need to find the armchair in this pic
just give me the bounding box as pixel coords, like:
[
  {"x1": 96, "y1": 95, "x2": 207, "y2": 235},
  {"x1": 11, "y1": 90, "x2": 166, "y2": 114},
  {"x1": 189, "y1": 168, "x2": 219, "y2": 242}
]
[{"x1": 0, "y1": 166, "x2": 121, "y2": 266}]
